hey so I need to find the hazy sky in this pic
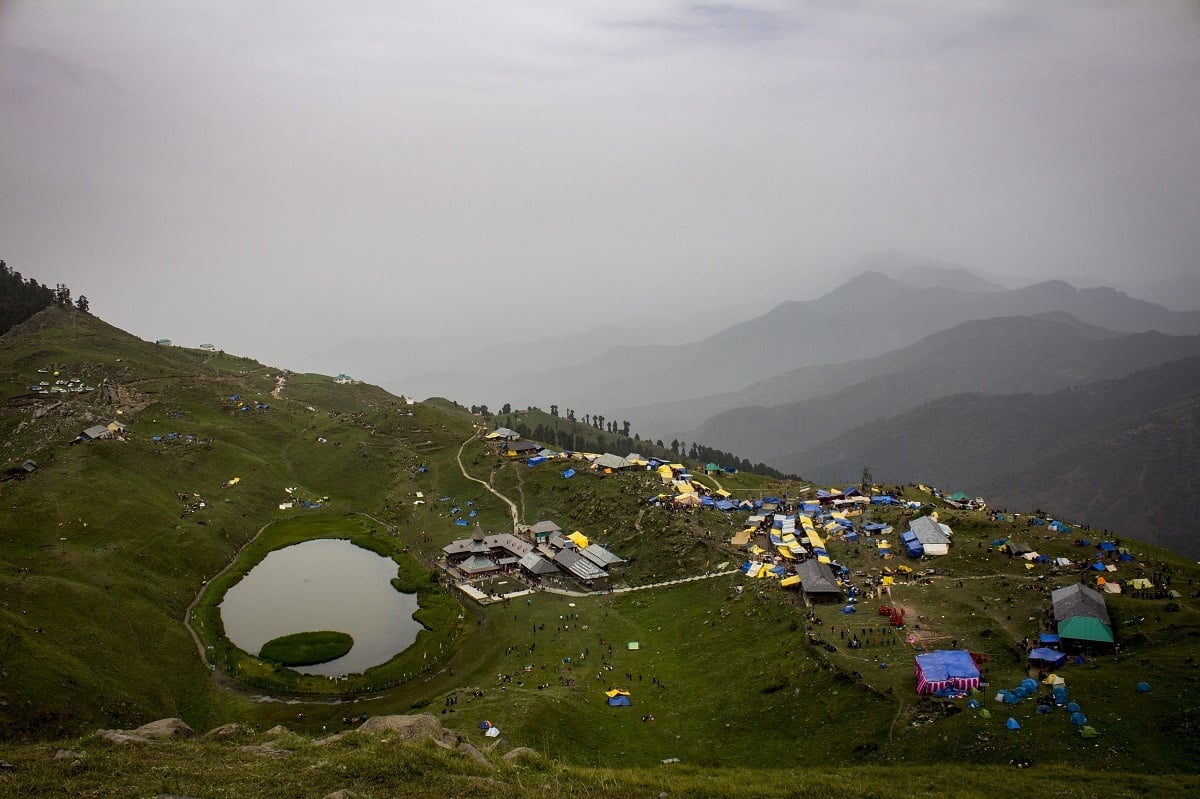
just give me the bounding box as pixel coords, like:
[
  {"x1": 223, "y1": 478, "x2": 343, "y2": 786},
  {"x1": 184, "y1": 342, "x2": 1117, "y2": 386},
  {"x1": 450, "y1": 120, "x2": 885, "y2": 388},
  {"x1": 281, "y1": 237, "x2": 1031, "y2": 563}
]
[{"x1": 2, "y1": 1, "x2": 1199, "y2": 375}]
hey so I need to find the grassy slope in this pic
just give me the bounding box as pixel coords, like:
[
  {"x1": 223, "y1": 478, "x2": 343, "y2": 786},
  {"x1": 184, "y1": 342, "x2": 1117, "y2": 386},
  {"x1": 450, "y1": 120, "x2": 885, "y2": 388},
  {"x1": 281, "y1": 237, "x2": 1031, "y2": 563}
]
[{"x1": 0, "y1": 308, "x2": 1197, "y2": 794}]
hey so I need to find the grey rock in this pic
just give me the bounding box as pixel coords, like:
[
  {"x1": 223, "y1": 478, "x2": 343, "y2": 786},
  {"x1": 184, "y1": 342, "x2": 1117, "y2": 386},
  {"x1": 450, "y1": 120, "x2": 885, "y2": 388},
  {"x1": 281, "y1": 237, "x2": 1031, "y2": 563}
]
[
  {"x1": 357, "y1": 714, "x2": 460, "y2": 748},
  {"x1": 456, "y1": 741, "x2": 494, "y2": 769},
  {"x1": 96, "y1": 729, "x2": 159, "y2": 746},
  {"x1": 201, "y1": 723, "x2": 246, "y2": 740},
  {"x1": 133, "y1": 718, "x2": 195, "y2": 740},
  {"x1": 502, "y1": 746, "x2": 542, "y2": 764}
]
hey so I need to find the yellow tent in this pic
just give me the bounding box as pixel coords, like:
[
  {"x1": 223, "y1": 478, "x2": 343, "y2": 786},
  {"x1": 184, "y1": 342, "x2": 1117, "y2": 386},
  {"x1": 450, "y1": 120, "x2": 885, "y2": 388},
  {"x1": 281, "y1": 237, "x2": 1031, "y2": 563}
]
[
  {"x1": 730, "y1": 528, "x2": 754, "y2": 546},
  {"x1": 568, "y1": 531, "x2": 589, "y2": 549},
  {"x1": 714, "y1": 489, "x2": 732, "y2": 499},
  {"x1": 604, "y1": 688, "x2": 631, "y2": 698},
  {"x1": 657, "y1": 464, "x2": 674, "y2": 481},
  {"x1": 780, "y1": 575, "x2": 801, "y2": 587},
  {"x1": 776, "y1": 546, "x2": 795, "y2": 559}
]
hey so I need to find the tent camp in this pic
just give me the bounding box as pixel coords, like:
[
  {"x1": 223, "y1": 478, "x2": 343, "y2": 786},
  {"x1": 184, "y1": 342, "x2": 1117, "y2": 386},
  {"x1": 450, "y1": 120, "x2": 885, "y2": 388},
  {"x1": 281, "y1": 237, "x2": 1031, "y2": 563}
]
[{"x1": 914, "y1": 650, "x2": 981, "y2": 695}]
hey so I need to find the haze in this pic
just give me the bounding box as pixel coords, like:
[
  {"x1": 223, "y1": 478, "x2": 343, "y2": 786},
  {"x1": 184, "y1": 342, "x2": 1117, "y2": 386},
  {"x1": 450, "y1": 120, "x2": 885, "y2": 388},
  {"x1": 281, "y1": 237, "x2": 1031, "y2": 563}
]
[{"x1": 3, "y1": 1, "x2": 1199, "y2": 400}]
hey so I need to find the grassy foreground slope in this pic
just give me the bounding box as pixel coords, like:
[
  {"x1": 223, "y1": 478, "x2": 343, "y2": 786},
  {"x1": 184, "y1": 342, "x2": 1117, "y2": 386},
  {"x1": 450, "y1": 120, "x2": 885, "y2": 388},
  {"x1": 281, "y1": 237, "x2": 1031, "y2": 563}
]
[{"x1": 0, "y1": 307, "x2": 1198, "y2": 796}]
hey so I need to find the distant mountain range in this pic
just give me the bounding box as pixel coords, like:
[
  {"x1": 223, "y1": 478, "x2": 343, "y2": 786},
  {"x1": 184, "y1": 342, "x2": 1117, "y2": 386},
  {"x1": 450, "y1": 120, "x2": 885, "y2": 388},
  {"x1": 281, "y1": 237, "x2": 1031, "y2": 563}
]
[
  {"x1": 684, "y1": 314, "x2": 1200, "y2": 465},
  {"x1": 506, "y1": 272, "x2": 1200, "y2": 415},
  {"x1": 774, "y1": 355, "x2": 1200, "y2": 558}
]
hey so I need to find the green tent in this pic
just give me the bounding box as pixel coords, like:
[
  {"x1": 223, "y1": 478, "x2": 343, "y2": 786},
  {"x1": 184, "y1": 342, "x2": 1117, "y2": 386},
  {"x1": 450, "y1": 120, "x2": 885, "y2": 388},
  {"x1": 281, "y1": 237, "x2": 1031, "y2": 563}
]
[
  {"x1": 950, "y1": 492, "x2": 970, "y2": 502},
  {"x1": 1058, "y1": 616, "x2": 1114, "y2": 644}
]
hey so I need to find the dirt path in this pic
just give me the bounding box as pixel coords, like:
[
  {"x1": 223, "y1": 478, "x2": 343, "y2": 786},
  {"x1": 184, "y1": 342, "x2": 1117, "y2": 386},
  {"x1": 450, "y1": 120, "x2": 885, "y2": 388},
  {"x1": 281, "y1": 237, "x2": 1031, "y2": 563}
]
[
  {"x1": 183, "y1": 520, "x2": 274, "y2": 673},
  {"x1": 456, "y1": 433, "x2": 520, "y2": 533}
]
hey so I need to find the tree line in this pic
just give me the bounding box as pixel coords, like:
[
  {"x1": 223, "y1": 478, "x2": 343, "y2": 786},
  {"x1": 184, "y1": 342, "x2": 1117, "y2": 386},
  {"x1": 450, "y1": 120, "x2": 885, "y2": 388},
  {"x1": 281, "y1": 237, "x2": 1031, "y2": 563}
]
[
  {"x1": 479, "y1": 403, "x2": 790, "y2": 479},
  {"x1": 0, "y1": 260, "x2": 89, "y2": 335}
]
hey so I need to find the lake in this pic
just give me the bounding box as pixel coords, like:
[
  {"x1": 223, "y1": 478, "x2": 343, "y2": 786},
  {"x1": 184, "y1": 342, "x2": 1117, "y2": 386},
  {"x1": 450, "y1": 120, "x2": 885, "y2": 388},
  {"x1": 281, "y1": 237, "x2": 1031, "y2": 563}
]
[{"x1": 219, "y1": 538, "x2": 422, "y2": 676}]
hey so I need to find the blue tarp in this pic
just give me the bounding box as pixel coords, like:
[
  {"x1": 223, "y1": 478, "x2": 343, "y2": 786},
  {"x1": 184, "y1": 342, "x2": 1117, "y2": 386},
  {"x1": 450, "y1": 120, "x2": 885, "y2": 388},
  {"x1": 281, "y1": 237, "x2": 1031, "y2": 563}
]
[
  {"x1": 1039, "y1": 633, "x2": 1061, "y2": 645},
  {"x1": 455, "y1": 519, "x2": 468, "y2": 527},
  {"x1": 527, "y1": 456, "x2": 547, "y2": 466},
  {"x1": 562, "y1": 469, "x2": 576, "y2": 479},
  {"x1": 1028, "y1": 648, "x2": 1067, "y2": 668},
  {"x1": 607, "y1": 695, "x2": 632, "y2": 707},
  {"x1": 1098, "y1": 541, "x2": 1117, "y2": 552},
  {"x1": 915, "y1": 651, "x2": 980, "y2": 687}
]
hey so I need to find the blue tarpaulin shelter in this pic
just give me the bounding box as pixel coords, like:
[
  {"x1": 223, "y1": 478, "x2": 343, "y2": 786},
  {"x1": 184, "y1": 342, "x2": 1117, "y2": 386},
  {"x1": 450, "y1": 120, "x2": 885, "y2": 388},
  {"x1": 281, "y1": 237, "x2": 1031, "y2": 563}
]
[
  {"x1": 1028, "y1": 647, "x2": 1067, "y2": 668},
  {"x1": 562, "y1": 469, "x2": 575, "y2": 479}
]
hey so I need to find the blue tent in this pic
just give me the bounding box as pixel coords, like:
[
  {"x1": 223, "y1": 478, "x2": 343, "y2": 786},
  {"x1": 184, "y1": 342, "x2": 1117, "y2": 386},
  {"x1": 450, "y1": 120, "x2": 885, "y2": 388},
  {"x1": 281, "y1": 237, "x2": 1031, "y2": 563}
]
[
  {"x1": 527, "y1": 456, "x2": 546, "y2": 466},
  {"x1": 1136, "y1": 682, "x2": 1152, "y2": 693},
  {"x1": 562, "y1": 469, "x2": 575, "y2": 479},
  {"x1": 607, "y1": 695, "x2": 632, "y2": 707},
  {"x1": 455, "y1": 519, "x2": 468, "y2": 527},
  {"x1": 1070, "y1": 712, "x2": 1088, "y2": 725},
  {"x1": 1006, "y1": 718, "x2": 1021, "y2": 730}
]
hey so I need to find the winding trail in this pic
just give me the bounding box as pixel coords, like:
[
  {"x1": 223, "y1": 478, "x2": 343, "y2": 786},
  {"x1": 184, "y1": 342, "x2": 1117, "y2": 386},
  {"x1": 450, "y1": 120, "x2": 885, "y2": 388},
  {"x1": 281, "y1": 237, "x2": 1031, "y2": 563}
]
[
  {"x1": 183, "y1": 520, "x2": 274, "y2": 674},
  {"x1": 456, "y1": 433, "x2": 520, "y2": 533}
]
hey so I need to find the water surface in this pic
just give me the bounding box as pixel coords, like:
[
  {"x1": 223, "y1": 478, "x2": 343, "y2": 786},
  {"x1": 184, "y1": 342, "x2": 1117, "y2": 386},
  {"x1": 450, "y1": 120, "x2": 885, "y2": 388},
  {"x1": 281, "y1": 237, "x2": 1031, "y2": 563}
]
[{"x1": 220, "y1": 538, "x2": 421, "y2": 676}]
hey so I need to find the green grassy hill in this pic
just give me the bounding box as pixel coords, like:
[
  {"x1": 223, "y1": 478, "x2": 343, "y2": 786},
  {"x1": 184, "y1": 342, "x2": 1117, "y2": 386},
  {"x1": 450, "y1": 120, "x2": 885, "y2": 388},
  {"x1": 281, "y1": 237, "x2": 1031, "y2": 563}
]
[{"x1": 0, "y1": 306, "x2": 1197, "y2": 796}]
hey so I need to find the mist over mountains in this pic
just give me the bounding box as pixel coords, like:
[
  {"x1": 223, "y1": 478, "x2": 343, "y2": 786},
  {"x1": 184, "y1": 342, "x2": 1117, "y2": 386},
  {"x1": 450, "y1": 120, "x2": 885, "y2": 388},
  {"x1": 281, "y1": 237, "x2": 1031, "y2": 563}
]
[{"x1": 293, "y1": 256, "x2": 1200, "y2": 556}]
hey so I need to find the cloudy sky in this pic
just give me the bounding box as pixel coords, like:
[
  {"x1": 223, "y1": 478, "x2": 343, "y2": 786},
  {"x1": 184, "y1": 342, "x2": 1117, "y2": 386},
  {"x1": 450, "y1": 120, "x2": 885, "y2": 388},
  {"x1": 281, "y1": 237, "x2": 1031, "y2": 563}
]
[{"x1": 2, "y1": 1, "x2": 1198, "y2": 377}]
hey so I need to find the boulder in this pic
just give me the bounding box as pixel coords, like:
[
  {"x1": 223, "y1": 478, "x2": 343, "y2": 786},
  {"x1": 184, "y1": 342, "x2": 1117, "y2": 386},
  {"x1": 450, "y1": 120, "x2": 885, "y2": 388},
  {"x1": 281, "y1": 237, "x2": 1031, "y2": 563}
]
[
  {"x1": 357, "y1": 715, "x2": 460, "y2": 749},
  {"x1": 264, "y1": 725, "x2": 291, "y2": 738},
  {"x1": 502, "y1": 747, "x2": 542, "y2": 765},
  {"x1": 238, "y1": 744, "x2": 292, "y2": 758},
  {"x1": 202, "y1": 723, "x2": 247, "y2": 740},
  {"x1": 53, "y1": 749, "x2": 85, "y2": 760},
  {"x1": 134, "y1": 718, "x2": 195, "y2": 740},
  {"x1": 456, "y1": 741, "x2": 493, "y2": 769},
  {"x1": 97, "y1": 729, "x2": 159, "y2": 746},
  {"x1": 323, "y1": 791, "x2": 358, "y2": 799}
]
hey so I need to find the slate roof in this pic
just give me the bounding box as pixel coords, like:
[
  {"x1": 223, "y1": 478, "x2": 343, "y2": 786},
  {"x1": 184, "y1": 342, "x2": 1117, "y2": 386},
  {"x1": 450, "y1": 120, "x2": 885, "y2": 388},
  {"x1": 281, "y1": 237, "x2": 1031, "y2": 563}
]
[
  {"x1": 580, "y1": 544, "x2": 625, "y2": 568},
  {"x1": 796, "y1": 559, "x2": 841, "y2": 595},
  {"x1": 909, "y1": 516, "x2": 953, "y2": 545},
  {"x1": 1051, "y1": 583, "x2": 1111, "y2": 625},
  {"x1": 554, "y1": 548, "x2": 607, "y2": 581},
  {"x1": 518, "y1": 552, "x2": 559, "y2": 575}
]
